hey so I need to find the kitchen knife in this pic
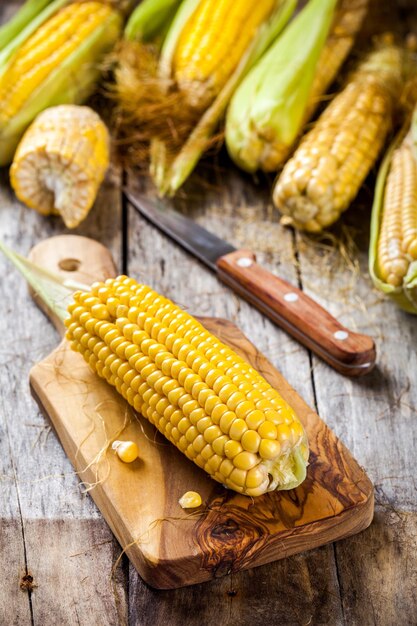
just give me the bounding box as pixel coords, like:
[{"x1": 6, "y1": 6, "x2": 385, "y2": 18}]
[{"x1": 124, "y1": 190, "x2": 376, "y2": 376}]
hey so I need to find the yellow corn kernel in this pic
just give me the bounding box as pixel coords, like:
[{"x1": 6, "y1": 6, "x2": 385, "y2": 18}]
[
  {"x1": 179, "y1": 491, "x2": 202, "y2": 509},
  {"x1": 112, "y1": 440, "x2": 139, "y2": 463},
  {"x1": 10, "y1": 104, "x2": 110, "y2": 228}
]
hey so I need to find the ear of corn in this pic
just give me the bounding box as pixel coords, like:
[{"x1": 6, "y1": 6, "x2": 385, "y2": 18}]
[
  {"x1": 124, "y1": 0, "x2": 184, "y2": 43},
  {"x1": 172, "y1": 0, "x2": 279, "y2": 111},
  {"x1": 0, "y1": 0, "x2": 58, "y2": 51},
  {"x1": 225, "y1": 0, "x2": 339, "y2": 173},
  {"x1": 10, "y1": 105, "x2": 110, "y2": 229},
  {"x1": 0, "y1": 0, "x2": 67, "y2": 69},
  {"x1": 65, "y1": 276, "x2": 309, "y2": 496},
  {"x1": 273, "y1": 45, "x2": 403, "y2": 233},
  {"x1": 152, "y1": 0, "x2": 296, "y2": 194},
  {"x1": 0, "y1": 1, "x2": 122, "y2": 166},
  {"x1": 369, "y1": 113, "x2": 417, "y2": 313}
]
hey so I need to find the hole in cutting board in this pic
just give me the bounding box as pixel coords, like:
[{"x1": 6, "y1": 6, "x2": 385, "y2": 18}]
[{"x1": 59, "y1": 258, "x2": 81, "y2": 272}]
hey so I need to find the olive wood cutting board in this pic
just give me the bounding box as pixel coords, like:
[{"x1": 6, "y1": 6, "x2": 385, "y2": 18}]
[{"x1": 28, "y1": 235, "x2": 373, "y2": 589}]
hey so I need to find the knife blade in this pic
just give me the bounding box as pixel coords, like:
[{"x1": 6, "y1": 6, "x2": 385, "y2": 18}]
[{"x1": 124, "y1": 190, "x2": 376, "y2": 376}]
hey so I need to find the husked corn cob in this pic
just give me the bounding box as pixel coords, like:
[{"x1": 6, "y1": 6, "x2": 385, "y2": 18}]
[
  {"x1": 10, "y1": 105, "x2": 110, "y2": 229},
  {"x1": 173, "y1": 0, "x2": 277, "y2": 110},
  {"x1": 0, "y1": 1, "x2": 122, "y2": 165},
  {"x1": 65, "y1": 276, "x2": 309, "y2": 496},
  {"x1": 273, "y1": 46, "x2": 403, "y2": 232},
  {"x1": 376, "y1": 135, "x2": 417, "y2": 287}
]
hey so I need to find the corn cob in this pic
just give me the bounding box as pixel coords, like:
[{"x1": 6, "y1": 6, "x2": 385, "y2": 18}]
[
  {"x1": 172, "y1": 0, "x2": 278, "y2": 110},
  {"x1": 0, "y1": 1, "x2": 122, "y2": 166},
  {"x1": 377, "y1": 136, "x2": 417, "y2": 288},
  {"x1": 369, "y1": 113, "x2": 417, "y2": 313},
  {"x1": 225, "y1": 0, "x2": 339, "y2": 173},
  {"x1": 273, "y1": 45, "x2": 403, "y2": 233},
  {"x1": 10, "y1": 105, "x2": 110, "y2": 229},
  {"x1": 65, "y1": 276, "x2": 309, "y2": 496}
]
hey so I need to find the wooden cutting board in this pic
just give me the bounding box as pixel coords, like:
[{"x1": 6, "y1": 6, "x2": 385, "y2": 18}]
[{"x1": 28, "y1": 235, "x2": 373, "y2": 590}]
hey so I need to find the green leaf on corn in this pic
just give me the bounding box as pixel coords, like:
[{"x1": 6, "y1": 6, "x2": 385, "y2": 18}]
[
  {"x1": 225, "y1": 0, "x2": 339, "y2": 173},
  {"x1": 155, "y1": 0, "x2": 297, "y2": 196},
  {"x1": 124, "y1": 0, "x2": 184, "y2": 43}
]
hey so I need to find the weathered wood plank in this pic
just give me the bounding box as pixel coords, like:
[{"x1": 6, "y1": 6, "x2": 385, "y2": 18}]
[
  {"x1": 335, "y1": 510, "x2": 417, "y2": 626},
  {"x1": 0, "y1": 166, "x2": 127, "y2": 625},
  {"x1": 128, "y1": 544, "x2": 344, "y2": 626},
  {"x1": 26, "y1": 520, "x2": 128, "y2": 626},
  {"x1": 294, "y1": 190, "x2": 417, "y2": 624}
]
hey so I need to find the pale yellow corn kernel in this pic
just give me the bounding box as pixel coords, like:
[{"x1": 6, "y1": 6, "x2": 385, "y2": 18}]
[
  {"x1": 245, "y1": 467, "x2": 266, "y2": 489},
  {"x1": 179, "y1": 491, "x2": 202, "y2": 509},
  {"x1": 241, "y1": 429, "x2": 261, "y2": 453},
  {"x1": 259, "y1": 439, "x2": 281, "y2": 460},
  {"x1": 245, "y1": 410, "x2": 265, "y2": 430},
  {"x1": 233, "y1": 451, "x2": 258, "y2": 471},
  {"x1": 229, "y1": 418, "x2": 248, "y2": 441},
  {"x1": 258, "y1": 421, "x2": 278, "y2": 440},
  {"x1": 112, "y1": 440, "x2": 139, "y2": 463},
  {"x1": 224, "y1": 439, "x2": 242, "y2": 459}
]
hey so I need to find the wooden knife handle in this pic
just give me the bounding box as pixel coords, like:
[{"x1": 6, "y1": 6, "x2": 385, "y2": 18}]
[{"x1": 216, "y1": 250, "x2": 376, "y2": 376}]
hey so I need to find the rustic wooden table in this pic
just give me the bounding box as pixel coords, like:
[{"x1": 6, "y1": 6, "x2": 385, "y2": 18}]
[{"x1": 1, "y1": 2, "x2": 416, "y2": 625}]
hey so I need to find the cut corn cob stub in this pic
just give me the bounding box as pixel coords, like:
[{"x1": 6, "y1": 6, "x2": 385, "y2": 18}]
[
  {"x1": 112, "y1": 440, "x2": 140, "y2": 463},
  {"x1": 10, "y1": 105, "x2": 110, "y2": 229},
  {"x1": 273, "y1": 45, "x2": 403, "y2": 233},
  {"x1": 369, "y1": 127, "x2": 417, "y2": 313},
  {"x1": 65, "y1": 276, "x2": 309, "y2": 496},
  {"x1": 0, "y1": 1, "x2": 122, "y2": 166}
]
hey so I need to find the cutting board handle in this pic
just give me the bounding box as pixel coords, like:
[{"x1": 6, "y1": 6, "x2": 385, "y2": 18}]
[{"x1": 28, "y1": 235, "x2": 117, "y2": 337}]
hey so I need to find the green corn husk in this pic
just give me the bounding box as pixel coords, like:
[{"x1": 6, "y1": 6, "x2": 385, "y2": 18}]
[
  {"x1": 225, "y1": 0, "x2": 339, "y2": 173},
  {"x1": 0, "y1": 240, "x2": 88, "y2": 322},
  {"x1": 153, "y1": 0, "x2": 296, "y2": 195},
  {"x1": 124, "y1": 0, "x2": 184, "y2": 43},
  {"x1": 0, "y1": 2, "x2": 122, "y2": 166},
  {"x1": 369, "y1": 119, "x2": 417, "y2": 314}
]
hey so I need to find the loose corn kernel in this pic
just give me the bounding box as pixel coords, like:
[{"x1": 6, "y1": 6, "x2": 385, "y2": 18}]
[
  {"x1": 179, "y1": 491, "x2": 202, "y2": 509},
  {"x1": 112, "y1": 440, "x2": 139, "y2": 463}
]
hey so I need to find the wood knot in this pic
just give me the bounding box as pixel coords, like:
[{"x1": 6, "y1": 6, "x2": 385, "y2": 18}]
[
  {"x1": 211, "y1": 518, "x2": 239, "y2": 539},
  {"x1": 20, "y1": 573, "x2": 36, "y2": 593}
]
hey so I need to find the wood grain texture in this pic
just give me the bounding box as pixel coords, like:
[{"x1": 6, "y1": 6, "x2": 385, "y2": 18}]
[
  {"x1": 216, "y1": 248, "x2": 376, "y2": 375},
  {"x1": 28, "y1": 235, "x2": 372, "y2": 589}
]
